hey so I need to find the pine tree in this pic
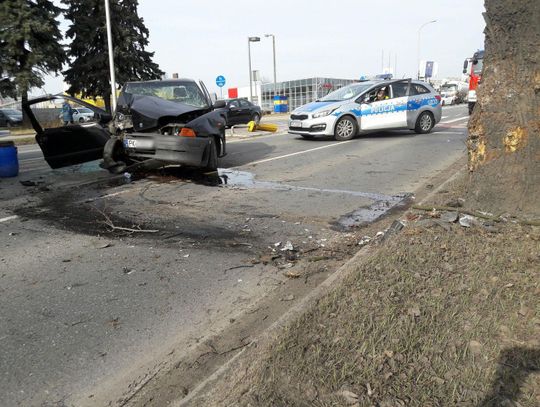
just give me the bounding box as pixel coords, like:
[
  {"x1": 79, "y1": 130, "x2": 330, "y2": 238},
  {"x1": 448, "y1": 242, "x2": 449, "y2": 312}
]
[
  {"x1": 62, "y1": 0, "x2": 163, "y2": 112},
  {"x1": 0, "y1": 0, "x2": 65, "y2": 120}
]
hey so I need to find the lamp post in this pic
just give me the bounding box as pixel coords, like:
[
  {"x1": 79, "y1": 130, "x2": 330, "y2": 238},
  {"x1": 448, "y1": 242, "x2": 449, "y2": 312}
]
[
  {"x1": 104, "y1": 0, "x2": 117, "y2": 112},
  {"x1": 264, "y1": 34, "x2": 277, "y2": 97},
  {"x1": 247, "y1": 36, "x2": 260, "y2": 102},
  {"x1": 417, "y1": 20, "x2": 437, "y2": 80}
]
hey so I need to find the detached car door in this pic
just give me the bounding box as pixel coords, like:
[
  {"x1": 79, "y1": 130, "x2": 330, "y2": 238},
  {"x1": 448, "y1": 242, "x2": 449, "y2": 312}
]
[
  {"x1": 360, "y1": 80, "x2": 410, "y2": 131},
  {"x1": 23, "y1": 95, "x2": 111, "y2": 169}
]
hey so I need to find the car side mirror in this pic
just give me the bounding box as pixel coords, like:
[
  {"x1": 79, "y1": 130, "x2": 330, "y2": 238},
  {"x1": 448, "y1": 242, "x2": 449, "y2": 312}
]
[{"x1": 213, "y1": 100, "x2": 226, "y2": 109}]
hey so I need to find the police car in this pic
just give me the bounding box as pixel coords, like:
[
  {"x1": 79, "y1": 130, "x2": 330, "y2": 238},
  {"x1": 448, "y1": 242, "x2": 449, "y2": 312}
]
[{"x1": 288, "y1": 79, "x2": 442, "y2": 141}]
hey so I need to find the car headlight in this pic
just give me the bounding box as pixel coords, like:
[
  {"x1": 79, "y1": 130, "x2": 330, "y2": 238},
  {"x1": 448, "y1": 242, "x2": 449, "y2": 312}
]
[{"x1": 312, "y1": 109, "x2": 336, "y2": 118}]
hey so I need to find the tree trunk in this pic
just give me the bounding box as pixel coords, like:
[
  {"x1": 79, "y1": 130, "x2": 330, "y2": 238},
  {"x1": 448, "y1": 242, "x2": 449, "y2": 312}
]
[
  {"x1": 20, "y1": 89, "x2": 32, "y2": 130},
  {"x1": 467, "y1": 0, "x2": 540, "y2": 217},
  {"x1": 103, "y1": 94, "x2": 112, "y2": 114}
]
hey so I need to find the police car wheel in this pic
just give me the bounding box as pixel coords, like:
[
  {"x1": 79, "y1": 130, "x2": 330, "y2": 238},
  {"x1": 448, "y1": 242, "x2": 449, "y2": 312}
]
[
  {"x1": 334, "y1": 116, "x2": 357, "y2": 141},
  {"x1": 415, "y1": 112, "x2": 434, "y2": 134}
]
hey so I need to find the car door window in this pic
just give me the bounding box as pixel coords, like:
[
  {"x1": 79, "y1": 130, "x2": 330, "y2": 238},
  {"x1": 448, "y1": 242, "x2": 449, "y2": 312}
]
[
  {"x1": 239, "y1": 100, "x2": 251, "y2": 108},
  {"x1": 391, "y1": 82, "x2": 409, "y2": 98},
  {"x1": 229, "y1": 100, "x2": 240, "y2": 108},
  {"x1": 409, "y1": 84, "x2": 430, "y2": 96}
]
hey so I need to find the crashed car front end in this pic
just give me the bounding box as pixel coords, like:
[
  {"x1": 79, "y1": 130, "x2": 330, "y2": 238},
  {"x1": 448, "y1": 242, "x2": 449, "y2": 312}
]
[{"x1": 102, "y1": 81, "x2": 227, "y2": 172}]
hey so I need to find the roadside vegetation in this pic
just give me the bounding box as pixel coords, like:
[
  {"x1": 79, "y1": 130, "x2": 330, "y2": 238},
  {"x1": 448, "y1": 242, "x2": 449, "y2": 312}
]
[{"x1": 194, "y1": 175, "x2": 539, "y2": 406}]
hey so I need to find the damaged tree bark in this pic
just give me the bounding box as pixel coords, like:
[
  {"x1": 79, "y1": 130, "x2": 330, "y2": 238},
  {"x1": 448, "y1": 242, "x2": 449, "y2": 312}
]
[{"x1": 467, "y1": 0, "x2": 540, "y2": 216}]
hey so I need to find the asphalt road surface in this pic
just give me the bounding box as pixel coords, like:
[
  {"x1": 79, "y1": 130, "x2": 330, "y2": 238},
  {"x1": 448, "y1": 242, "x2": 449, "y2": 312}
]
[{"x1": 0, "y1": 105, "x2": 469, "y2": 406}]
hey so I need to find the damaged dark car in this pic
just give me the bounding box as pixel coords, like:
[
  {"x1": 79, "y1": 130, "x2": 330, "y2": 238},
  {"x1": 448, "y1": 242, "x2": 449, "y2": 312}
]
[{"x1": 23, "y1": 78, "x2": 228, "y2": 173}]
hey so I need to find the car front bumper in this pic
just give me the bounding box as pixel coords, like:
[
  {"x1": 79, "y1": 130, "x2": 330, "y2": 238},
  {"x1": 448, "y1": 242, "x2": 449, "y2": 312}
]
[
  {"x1": 123, "y1": 133, "x2": 211, "y2": 167},
  {"x1": 288, "y1": 114, "x2": 337, "y2": 136}
]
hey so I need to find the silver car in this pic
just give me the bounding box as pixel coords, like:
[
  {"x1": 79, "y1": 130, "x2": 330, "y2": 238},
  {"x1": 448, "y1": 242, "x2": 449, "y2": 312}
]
[{"x1": 288, "y1": 79, "x2": 442, "y2": 141}]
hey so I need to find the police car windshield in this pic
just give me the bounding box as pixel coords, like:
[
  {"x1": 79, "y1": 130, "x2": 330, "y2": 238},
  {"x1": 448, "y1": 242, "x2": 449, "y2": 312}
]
[{"x1": 319, "y1": 83, "x2": 372, "y2": 102}]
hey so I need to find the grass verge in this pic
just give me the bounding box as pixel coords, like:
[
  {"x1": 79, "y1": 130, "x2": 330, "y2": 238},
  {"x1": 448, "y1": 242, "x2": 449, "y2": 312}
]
[{"x1": 194, "y1": 183, "x2": 540, "y2": 406}]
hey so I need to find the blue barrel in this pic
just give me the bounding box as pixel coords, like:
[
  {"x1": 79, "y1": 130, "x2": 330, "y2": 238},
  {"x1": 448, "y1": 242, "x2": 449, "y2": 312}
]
[
  {"x1": 273, "y1": 95, "x2": 289, "y2": 113},
  {"x1": 0, "y1": 141, "x2": 19, "y2": 177}
]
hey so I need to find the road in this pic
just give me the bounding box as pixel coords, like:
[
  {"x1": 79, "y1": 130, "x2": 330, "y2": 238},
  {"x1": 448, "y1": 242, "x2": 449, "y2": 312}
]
[{"x1": 0, "y1": 105, "x2": 469, "y2": 406}]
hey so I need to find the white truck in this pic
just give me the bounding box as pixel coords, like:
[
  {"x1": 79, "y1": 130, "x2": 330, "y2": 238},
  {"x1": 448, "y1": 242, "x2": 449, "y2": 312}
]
[{"x1": 439, "y1": 80, "x2": 468, "y2": 106}]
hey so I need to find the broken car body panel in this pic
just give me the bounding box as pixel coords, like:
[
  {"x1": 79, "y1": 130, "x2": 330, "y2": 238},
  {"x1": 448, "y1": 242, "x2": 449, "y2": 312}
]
[
  {"x1": 22, "y1": 94, "x2": 111, "y2": 169},
  {"x1": 23, "y1": 79, "x2": 227, "y2": 171}
]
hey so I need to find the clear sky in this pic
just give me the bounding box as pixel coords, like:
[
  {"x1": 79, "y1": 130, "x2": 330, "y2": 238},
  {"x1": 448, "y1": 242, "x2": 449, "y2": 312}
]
[{"x1": 41, "y1": 0, "x2": 486, "y2": 96}]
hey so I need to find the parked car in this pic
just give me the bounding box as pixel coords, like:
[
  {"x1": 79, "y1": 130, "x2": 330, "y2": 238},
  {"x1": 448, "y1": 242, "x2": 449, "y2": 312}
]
[
  {"x1": 223, "y1": 98, "x2": 262, "y2": 126},
  {"x1": 288, "y1": 79, "x2": 442, "y2": 141},
  {"x1": 0, "y1": 108, "x2": 23, "y2": 128},
  {"x1": 22, "y1": 79, "x2": 228, "y2": 173},
  {"x1": 72, "y1": 107, "x2": 96, "y2": 123}
]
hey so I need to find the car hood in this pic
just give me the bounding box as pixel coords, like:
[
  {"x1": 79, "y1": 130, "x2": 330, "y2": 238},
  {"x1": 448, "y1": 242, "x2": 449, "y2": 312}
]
[
  {"x1": 293, "y1": 100, "x2": 345, "y2": 114},
  {"x1": 117, "y1": 92, "x2": 210, "y2": 131}
]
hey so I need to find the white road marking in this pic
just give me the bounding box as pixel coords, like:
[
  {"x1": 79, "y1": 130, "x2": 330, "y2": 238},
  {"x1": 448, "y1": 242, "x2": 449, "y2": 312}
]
[
  {"x1": 442, "y1": 116, "x2": 448, "y2": 119},
  {"x1": 441, "y1": 116, "x2": 468, "y2": 124},
  {"x1": 236, "y1": 140, "x2": 355, "y2": 167},
  {"x1": 228, "y1": 132, "x2": 286, "y2": 143},
  {"x1": 0, "y1": 215, "x2": 18, "y2": 223}
]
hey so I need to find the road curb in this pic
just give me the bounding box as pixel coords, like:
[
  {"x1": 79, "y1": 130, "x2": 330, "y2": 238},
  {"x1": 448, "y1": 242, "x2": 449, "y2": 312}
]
[{"x1": 174, "y1": 160, "x2": 469, "y2": 406}]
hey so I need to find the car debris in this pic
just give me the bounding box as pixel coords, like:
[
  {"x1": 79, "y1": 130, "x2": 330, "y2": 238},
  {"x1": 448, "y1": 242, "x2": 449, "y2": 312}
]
[
  {"x1": 280, "y1": 241, "x2": 294, "y2": 251},
  {"x1": 358, "y1": 236, "x2": 372, "y2": 246},
  {"x1": 440, "y1": 211, "x2": 459, "y2": 223}
]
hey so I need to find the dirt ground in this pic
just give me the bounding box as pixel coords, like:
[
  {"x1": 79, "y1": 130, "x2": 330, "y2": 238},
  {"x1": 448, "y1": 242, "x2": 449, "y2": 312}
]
[{"x1": 189, "y1": 173, "x2": 540, "y2": 407}]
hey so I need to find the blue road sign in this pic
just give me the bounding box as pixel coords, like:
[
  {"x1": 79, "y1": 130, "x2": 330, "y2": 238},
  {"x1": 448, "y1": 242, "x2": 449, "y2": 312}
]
[{"x1": 216, "y1": 75, "x2": 226, "y2": 87}]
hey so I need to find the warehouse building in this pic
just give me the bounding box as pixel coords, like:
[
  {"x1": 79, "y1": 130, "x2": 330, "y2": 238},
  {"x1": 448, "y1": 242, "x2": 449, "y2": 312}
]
[{"x1": 227, "y1": 77, "x2": 357, "y2": 113}]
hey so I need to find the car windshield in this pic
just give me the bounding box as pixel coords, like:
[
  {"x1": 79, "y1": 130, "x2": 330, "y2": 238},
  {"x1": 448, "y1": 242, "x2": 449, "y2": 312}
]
[
  {"x1": 78, "y1": 108, "x2": 93, "y2": 114},
  {"x1": 2, "y1": 109, "x2": 22, "y2": 116},
  {"x1": 319, "y1": 83, "x2": 373, "y2": 102},
  {"x1": 473, "y1": 58, "x2": 483, "y2": 74},
  {"x1": 124, "y1": 81, "x2": 208, "y2": 108}
]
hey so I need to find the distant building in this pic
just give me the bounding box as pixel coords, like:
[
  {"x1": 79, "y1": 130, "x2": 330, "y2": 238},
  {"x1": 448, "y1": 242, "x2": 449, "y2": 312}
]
[{"x1": 227, "y1": 77, "x2": 357, "y2": 112}]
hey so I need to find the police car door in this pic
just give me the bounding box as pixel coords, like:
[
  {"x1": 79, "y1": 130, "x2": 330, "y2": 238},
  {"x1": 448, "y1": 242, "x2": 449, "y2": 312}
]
[{"x1": 360, "y1": 81, "x2": 409, "y2": 131}]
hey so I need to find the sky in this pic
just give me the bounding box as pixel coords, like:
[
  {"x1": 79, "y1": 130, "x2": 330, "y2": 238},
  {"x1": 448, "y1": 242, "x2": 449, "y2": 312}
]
[{"x1": 41, "y1": 0, "x2": 486, "y2": 96}]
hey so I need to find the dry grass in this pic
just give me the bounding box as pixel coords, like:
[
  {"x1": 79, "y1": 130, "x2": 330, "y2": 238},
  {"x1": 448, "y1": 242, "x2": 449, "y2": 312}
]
[{"x1": 206, "y1": 222, "x2": 540, "y2": 406}]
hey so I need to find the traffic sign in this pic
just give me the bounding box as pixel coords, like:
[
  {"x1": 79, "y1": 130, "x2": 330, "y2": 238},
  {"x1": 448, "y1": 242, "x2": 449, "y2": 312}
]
[{"x1": 216, "y1": 75, "x2": 226, "y2": 87}]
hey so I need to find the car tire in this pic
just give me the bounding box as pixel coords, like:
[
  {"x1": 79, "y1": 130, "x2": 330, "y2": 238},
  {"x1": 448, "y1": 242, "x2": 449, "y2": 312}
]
[
  {"x1": 102, "y1": 138, "x2": 133, "y2": 173},
  {"x1": 252, "y1": 113, "x2": 260, "y2": 124},
  {"x1": 334, "y1": 116, "x2": 357, "y2": 141},
  {"x1": 414, "y1": 111, "x2": 435, "y2": 134},
  {"x1": 6, "y1": 121, "x2": 12, "y2": 129},
  {"x1": 78, "y1": 117, "x2": 84, "y2": 123},
  {"x1": 202, "y1": 138, "x2": 218, "y2": 172}
]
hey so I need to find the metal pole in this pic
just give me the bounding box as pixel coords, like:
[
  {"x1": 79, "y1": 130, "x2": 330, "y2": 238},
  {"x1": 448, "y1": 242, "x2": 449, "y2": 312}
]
[
  {"x1": 248, "y1": 39, "x2": 253, "y2": 102},
  {"x1": 104, "y1": 0, "x2": 117, "y2": 112},
  {"x1": 417, "y1": 20, "x2": 437, "y2": 80},
  {"x1": 272, "y1": 35, "x2": 276, "y2": 96}
]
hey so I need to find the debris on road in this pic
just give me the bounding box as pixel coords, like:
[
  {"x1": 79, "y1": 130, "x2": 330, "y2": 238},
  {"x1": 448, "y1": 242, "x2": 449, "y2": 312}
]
[{"x1": 281, "y1": 241, "x2": 294, "y2": 251}]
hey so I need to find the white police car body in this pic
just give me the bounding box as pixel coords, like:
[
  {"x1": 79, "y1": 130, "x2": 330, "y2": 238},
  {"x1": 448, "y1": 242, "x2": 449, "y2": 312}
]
[{"x1": 288, "y1": 79, "x2": 442, "y2": 141}]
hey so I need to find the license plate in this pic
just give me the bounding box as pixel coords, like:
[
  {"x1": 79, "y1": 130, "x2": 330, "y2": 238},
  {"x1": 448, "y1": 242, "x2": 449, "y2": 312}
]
[
  {"x1": 290, "y1": 120, "x2": 302, "y2": 128},
  {"x1": 124, "y1": 138, "x2": 152, "y2": 149}
]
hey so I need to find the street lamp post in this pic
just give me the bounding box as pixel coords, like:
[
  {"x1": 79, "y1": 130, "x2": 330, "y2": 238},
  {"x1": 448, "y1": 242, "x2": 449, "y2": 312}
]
[
  {"x1": 264, "y1": 34, "x2": 277, "y2": 97},
  {"x1": 247, "y1": 36, "x2": 260, "y2": 102},
  {"x1": 104, "y1": 0, "x2": 117, "y2": 112},
  {"x1": 417, "y1": 20, "x2": 437, "y2": 80}
]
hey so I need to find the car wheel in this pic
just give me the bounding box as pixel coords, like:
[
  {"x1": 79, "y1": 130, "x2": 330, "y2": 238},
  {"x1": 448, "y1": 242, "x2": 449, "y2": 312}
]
[
  {"x1": 78, "y1": 117, "x2": 84, "y2": 123},
  {"x1": 202, "y1": 138, "x2": 218, "y2": 172},
  {"x1": 334, "y1": 116, "x2": 357, "y2": 141},
  {"x1": 414, "y1": 111, "x2": 435, "y2": 134},
  {"x1": 252, "y1": 113, "x2": 260, "y2": 124},
  {"x1": 6, "y1": 121, "x2": 12, "y2": 129}
]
